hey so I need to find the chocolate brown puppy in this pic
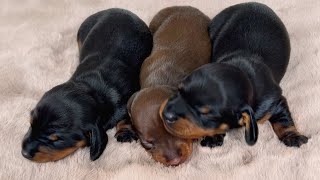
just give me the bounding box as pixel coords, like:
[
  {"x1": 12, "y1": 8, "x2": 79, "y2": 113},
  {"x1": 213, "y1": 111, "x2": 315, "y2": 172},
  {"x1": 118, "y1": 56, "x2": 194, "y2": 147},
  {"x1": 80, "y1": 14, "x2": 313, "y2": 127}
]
[
  {"x1": 161, "y1": 2, "x2": 308, "y2": 148},
  {"x1": 115, "y1": 6, "x2": 211, "y2": 166},
  {"x1": 21, "y1": 9, "x2": 152, "y2": 162}
]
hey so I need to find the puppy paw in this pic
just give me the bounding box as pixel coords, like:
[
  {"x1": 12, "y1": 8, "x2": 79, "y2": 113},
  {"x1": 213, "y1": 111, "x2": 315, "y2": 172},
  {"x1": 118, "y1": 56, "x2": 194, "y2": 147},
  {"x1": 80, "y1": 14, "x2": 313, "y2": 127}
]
[
  {"x1": 200, "y1": 134, "x2": 225, "y2": 148},
  {"x1": 115, "y1": 129, "x2": 138, "y2": 143},
  {"x1": 281, "y1": 132, "x2": 308, "y2": 147}
]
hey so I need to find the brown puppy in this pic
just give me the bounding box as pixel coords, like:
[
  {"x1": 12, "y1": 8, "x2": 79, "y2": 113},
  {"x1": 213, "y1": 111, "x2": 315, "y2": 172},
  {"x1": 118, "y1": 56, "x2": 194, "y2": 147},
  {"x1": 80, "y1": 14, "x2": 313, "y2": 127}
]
[{"x1": 115, "y1": 6, "x2": 211, "y2": 166}]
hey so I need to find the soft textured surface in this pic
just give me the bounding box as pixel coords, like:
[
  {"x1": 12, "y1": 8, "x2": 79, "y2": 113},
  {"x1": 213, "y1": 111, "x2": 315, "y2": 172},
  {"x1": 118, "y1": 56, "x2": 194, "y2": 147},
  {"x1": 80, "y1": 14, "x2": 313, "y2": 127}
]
[{"x1": 1, "y1": 0, "x2": 319, "y2": 179}]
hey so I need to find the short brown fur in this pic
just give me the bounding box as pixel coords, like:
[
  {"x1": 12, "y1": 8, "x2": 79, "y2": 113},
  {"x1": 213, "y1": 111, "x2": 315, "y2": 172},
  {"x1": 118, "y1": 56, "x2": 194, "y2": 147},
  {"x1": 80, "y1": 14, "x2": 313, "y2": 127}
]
[{"x1": 117, "y1": 6, "x2": 211, "y2": 166}]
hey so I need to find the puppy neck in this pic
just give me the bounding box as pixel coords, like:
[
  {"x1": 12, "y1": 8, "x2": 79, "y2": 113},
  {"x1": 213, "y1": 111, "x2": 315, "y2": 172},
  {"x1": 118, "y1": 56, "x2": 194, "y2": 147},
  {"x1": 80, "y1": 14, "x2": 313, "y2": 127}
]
[
  {"x1": 217, "y1": 53, "x2": 258, "y2": 107},
  {"x1": 68, "y1": 81, "x2": 117, "y2": 129}
]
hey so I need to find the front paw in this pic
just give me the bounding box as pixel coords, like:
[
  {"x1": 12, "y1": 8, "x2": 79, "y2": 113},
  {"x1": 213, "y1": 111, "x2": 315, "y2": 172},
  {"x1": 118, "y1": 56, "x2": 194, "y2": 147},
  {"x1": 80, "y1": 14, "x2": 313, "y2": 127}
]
[
  {"x1": 281, "y1": 132, "x2": 308, "y2": 147},
  {"x1": 115, "y1": 129, "x2": 138, "y2": 143},
  {"x1": 200, "y1": 134, "x2": 225, "y2": 148}
]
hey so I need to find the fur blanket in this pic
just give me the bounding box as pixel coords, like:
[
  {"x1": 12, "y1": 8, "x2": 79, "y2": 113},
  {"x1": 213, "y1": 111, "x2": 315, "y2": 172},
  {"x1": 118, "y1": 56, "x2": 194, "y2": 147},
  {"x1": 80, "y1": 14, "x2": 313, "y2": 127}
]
[{"x1": 1, "y1": 0, "x2": 319, "y2": 179}]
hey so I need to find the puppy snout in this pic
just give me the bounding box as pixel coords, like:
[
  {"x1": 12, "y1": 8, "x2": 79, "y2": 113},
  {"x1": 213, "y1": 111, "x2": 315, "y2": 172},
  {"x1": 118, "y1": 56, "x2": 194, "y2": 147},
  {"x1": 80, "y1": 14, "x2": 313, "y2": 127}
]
[
  {"x1": 22, "y1": 139, "x2": 37, "y2": 160},
  {"x1": 165, "y1": 149, "x2": 184, "y2": 166},
  {"x1": 167, "y1": 156, "x2": 182, "y2": 166}
]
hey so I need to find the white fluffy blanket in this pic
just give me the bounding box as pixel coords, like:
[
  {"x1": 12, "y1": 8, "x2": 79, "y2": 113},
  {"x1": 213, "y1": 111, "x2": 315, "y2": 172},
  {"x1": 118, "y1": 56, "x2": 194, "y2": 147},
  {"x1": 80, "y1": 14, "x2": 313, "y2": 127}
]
[{"x1": 1, "y1": 0, "x2": 319, "y2": 179}]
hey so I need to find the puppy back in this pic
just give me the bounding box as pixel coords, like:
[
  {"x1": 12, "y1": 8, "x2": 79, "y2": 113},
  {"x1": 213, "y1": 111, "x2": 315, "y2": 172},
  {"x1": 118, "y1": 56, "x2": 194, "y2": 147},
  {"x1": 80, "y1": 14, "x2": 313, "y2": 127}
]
[
  {"x1": 78, "y1": 8, "x2": 152, "y2": 68},
  {"x1": 141, "y1": 6, "x2": 211, "y2": 88},
  {"x1": 149, "y1": 6, "x2": 199, "y2": 34},
  {"x1": 209, "y1": 2, "x2": 290, "y2": 82}
]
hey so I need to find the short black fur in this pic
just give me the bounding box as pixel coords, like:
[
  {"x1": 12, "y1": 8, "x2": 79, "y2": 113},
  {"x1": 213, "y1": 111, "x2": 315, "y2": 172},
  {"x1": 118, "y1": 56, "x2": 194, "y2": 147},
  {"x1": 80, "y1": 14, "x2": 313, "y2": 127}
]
[
  {"x1": 22, "y1": 9, "x2": 152, "y2": 162},
  {"x1": 162, "y1": 2, "x2": 308, "y2": 148}
]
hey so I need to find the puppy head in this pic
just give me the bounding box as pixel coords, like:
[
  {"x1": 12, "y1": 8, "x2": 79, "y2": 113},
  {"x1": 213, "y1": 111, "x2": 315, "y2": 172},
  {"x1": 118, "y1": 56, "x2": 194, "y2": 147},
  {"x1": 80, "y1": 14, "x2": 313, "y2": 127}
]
[
  {"x1": 160, "y1": 64, "x2": 258, "y2": 145},
  {"x1": 22, "y1": 83, "x2": 108, "y2": 162},
  {"x1": 128, "y1": 87, "x2": 193, "y2": 166}
]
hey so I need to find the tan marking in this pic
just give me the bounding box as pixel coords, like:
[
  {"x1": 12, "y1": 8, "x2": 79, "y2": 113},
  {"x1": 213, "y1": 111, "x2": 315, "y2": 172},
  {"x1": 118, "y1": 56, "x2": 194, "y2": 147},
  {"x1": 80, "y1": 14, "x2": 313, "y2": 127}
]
[
  {"x1": 31, "y1": 140, "x2": 86, "y2": 162},
  {"x1": 115, "y1": 119, "x2": 135, "y2": 138},
  {"x1": 242, "y1": 113, "x2": 251, "y2": 131},
  {"x1": 199, "y1": 106, "x2": 210, "y2": 114},
  {"x1": 272, "y1": 123, "x2": 299, "y2": 139},
  {"x1": 163, "y1": 117, "x2": 226, "y2": 139},
  {"x1": 219, "y1": 123, "x2": 229, "y2": 131},
  {"x1": 257, "y1": 113, "x2": 272, "y2": 124},
  {"x1": 49, "y1": 135, "x2": 58, "y2": 141},
  {"x1": 76, "y1": 140, "x2": 86, "y2": 148},
  {"x1": 159, "y1": 99, "x2": 168, "y2": 120},
  {"x1": 239, "y1": 112, "x2": 251, "y2": 131},
  {"x1": 116, "y1": 120, "x2": 132, "y2": 131},
  {"x1": 77, "y1": 39, "x2": 82, "y2": 51}
]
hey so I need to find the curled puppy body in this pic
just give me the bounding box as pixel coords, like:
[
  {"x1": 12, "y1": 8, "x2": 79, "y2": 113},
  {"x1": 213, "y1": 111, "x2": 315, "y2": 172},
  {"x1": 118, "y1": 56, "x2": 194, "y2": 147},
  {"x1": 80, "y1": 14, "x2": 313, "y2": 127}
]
[
  {"x1": 115, "y1": 6, "x2": 211, "y2": 166},
  {"x1": 161, "y1": 2, "x2": 308, "y2": 148},
  {"x1": 21, "y1": 9, "x2": 152, "y2": 162}
]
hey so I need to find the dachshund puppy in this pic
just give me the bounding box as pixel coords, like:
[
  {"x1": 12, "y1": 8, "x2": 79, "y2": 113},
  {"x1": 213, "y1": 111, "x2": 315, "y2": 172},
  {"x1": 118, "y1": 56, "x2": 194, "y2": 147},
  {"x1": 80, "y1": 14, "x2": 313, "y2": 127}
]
[
  {"x1": 21, "y1": 9, "x2": 152, "y2": 162},
  {"x1": 115, "y1": 6, "x2": 211, "y2": 166},
  {"x1": 161, "y1": 2, "x2": 308, "y2": 148}
]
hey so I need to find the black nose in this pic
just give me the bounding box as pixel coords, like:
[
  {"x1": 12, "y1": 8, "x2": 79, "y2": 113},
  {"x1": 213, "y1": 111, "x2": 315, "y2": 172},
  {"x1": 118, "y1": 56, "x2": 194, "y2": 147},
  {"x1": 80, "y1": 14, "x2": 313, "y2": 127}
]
[
  {"x1": 21, "y1": 149, "x2": 33, "y2": 159},
  {"x1": 163, "y1": 111, "x2": 178, "y2": 123},
  {"x1": 22, "y1": 137, "x2": 36, "y2": 160}
]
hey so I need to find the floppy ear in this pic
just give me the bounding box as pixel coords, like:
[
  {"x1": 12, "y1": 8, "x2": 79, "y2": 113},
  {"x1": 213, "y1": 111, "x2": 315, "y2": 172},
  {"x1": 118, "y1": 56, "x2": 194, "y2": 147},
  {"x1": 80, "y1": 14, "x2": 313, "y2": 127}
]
[
  {"x1": 127, "y1": 92, "x2": 138, "y2": 117},
  {"x1": 89, "y1": 120, "x2": 108, "y2": 161},
  {"x1": 240, "y1": 105, "x2": 258, "y2": 145}
]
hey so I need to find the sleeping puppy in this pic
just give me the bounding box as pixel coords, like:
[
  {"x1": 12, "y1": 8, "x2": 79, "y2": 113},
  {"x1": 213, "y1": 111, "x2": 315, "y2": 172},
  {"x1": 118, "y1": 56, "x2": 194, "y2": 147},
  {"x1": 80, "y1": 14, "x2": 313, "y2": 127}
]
[
  {"x1": 160, "y1": 2, "x2": 308, "y2": 148},
  {"x1": 115, "y1": 6, "x2": 211, "y2": 166},
  {"x1": 21, "y1": 9, "x2": 152, "y2": 162}
]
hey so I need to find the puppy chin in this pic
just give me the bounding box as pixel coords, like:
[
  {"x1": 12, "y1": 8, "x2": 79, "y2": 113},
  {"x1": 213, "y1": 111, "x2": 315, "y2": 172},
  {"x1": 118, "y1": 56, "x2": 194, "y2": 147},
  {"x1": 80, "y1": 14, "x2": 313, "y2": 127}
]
[
  {"x1": 32, "y1": 147, "x2": 78, "y2": 162},
  {"x1": 29, "y1": 141, "x2": 86, "y2": 163}
]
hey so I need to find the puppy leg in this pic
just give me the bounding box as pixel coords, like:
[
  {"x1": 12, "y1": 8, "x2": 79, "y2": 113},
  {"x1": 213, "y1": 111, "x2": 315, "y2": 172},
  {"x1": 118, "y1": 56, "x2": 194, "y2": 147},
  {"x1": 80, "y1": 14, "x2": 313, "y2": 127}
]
[
  {"x1": 200, "y1": 134, "x2": 225, "y2": 148},
  {"x1": 115, "y1": 119, "x2": 138, "y2": 143},
  {"x1": 269, "y1": 96, "x2": 308, "y2": 147}
]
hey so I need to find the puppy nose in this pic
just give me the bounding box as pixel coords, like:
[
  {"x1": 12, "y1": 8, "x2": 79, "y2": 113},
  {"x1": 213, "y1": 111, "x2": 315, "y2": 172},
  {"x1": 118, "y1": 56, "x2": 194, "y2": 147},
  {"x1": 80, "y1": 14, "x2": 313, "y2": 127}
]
[
  {"x1": 21, "y1": 149, "x2": 33, "y2": 159},
  {"x1": 163, "y1": 111, "x2": 178, "y2": 123},
  {"x1": 22, "y1": 138, "x2": 36, "y2": 160},
  {"x1": 167, "y1": 157, "x2": 182, "y2": 166}
]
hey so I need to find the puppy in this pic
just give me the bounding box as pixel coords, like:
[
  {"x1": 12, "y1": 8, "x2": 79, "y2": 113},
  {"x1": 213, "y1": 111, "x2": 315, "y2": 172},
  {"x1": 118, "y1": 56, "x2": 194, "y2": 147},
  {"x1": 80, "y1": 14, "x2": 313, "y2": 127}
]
[
  {"x1": 115, "y1": 6, "x2": 211, "y2": 166},
  {"x1": 21, "y1": 9, "x2": 152, "y2": 162},
  {"x1": 161, "y1": 2, "x2": 308, "y2": 148}
]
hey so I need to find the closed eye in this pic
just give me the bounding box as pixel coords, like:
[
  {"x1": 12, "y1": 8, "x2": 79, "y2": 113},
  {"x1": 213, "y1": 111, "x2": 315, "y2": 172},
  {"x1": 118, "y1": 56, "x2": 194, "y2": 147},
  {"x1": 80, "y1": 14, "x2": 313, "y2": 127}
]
[{"x1": 199, "y1": 112, "x2": 215, "y2": 119}]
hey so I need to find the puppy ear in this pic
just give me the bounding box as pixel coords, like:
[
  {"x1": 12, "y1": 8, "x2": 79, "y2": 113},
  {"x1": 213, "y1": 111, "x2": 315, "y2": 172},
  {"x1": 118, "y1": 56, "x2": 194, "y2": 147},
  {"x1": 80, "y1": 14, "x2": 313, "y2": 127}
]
[
  {"x1": 89, "y1": 119, "x2": 108, "y2": 161},
  {"x1": 240, "y1": 105, "x2": 258, "y2": 145},
  {"x1": 127, "y1": 92, "x2": 138, "y2": 117}
]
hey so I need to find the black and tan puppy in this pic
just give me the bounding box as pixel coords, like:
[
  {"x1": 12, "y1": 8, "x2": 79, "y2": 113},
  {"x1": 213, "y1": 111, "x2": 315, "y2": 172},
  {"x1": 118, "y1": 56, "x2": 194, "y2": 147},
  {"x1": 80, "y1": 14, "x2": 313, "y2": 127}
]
[
  {"x1": 161, "y1": 2, "x2": 308, "y2": 148},
  {"x1": 115, "y1": 6, "x2": 211, "y2": 166},
  {"x1": 21, "y1": 9, "x2": 152, "y2": 162}
]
